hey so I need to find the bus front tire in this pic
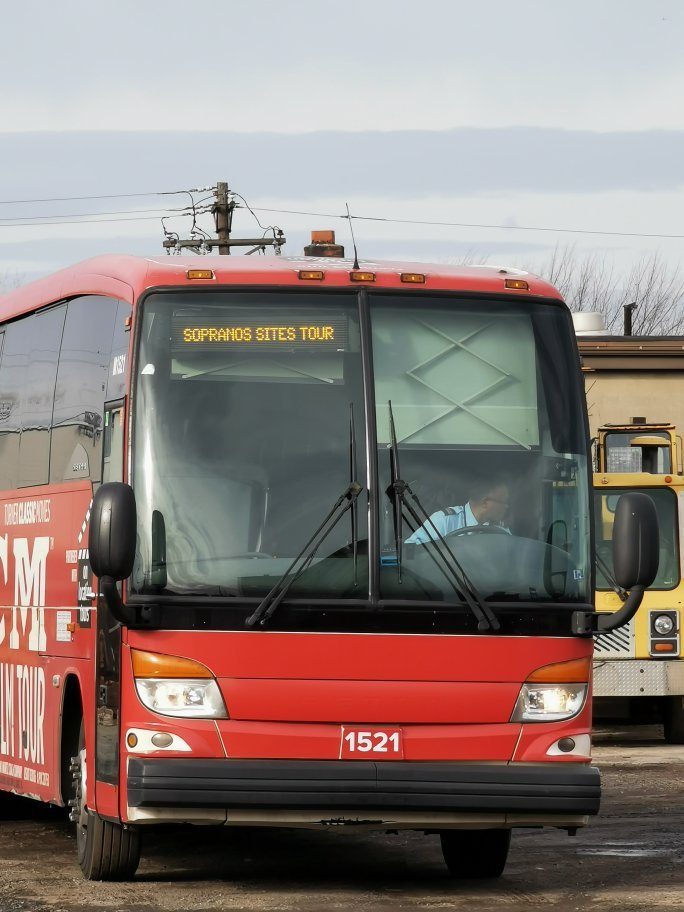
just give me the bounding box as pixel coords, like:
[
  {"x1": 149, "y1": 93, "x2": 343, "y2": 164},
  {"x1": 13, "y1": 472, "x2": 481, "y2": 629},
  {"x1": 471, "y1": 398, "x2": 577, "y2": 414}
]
[
  {"x1": 72, "y1": 722, "x2": 140, "y2": 881},
  {"x1": 440, "y1": 828, "x2": 511, "y2": 879}
]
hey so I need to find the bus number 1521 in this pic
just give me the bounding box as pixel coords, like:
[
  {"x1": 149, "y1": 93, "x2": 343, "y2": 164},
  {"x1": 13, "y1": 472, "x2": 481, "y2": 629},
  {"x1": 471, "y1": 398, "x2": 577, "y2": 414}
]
[{"x1": 340, "y1": 728, "x2": 403, "y2": 758}]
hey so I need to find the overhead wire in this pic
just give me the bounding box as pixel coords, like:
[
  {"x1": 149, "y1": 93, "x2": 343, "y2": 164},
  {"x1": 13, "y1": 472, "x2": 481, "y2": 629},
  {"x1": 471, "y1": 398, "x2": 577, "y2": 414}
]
[
  {"x1": 0, "y1": 206, "x2": 194, "y2": 223},
  {"x1": 0, "y1": 189, "x2": 204, "y2": 205},
  {"x1": 248, "y1": 206, "x2": 684, "y2": 241},
  {"x1": 0, "y1": 188, "x2": 681, "y2": 241}
]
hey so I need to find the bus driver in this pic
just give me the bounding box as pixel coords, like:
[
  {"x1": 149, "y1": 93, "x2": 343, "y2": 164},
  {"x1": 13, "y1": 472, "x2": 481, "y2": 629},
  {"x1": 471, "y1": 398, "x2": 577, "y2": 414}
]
[{"x1": 405, "y1": 479, "x2": 511, "y2": 544}]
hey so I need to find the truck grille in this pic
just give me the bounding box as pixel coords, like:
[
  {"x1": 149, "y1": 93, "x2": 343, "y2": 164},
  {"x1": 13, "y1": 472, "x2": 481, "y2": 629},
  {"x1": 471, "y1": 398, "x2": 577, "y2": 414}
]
[{"x1": 593, "y1": 618, "x2": 635, "y2": 658}]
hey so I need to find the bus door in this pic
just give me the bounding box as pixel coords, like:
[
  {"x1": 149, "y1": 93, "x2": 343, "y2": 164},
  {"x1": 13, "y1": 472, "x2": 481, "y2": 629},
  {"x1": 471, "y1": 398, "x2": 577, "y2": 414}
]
[{"x1": 96, "y1": 401, "x2": 126, "y2": 795}]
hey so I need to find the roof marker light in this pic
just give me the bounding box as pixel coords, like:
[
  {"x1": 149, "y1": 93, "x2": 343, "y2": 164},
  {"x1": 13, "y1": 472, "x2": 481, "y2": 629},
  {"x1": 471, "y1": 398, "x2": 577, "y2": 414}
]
[
  {"x1": 504, "y1": 278, "x2": 529, "y2": 290},
  {"x1": 401, "y1": 273, "x2": 426, "y2": 284},
  {"x1": 298, "y1": 270, "x2": 325, "y2": 281},
  {"x1": 350, "y1": 271, "x2": 375, "y2": 282},
  {"x1": 186, "y1": 269, "x2": 215, "y2": 280}
]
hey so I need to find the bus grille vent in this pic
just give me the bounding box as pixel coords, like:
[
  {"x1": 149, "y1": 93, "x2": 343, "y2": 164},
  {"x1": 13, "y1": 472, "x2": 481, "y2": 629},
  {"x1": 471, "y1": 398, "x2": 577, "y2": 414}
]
[{"x1": 594, "y1": 619, "x2": 635, "y2": 657}]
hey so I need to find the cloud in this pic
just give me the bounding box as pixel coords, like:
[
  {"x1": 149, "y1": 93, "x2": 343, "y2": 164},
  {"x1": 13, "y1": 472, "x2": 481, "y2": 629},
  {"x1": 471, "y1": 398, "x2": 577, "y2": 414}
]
[
  {"x1": 2, "y1": 129, "x2": 684, "y2": 206},
  {"x1": 2, "y1": 1, "x2": 684, "y2": 133}
]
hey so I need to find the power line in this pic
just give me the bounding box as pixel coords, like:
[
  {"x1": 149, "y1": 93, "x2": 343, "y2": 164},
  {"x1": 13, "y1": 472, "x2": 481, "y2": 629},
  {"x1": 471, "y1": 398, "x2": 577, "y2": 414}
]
[
  {"x1": 0, "y1": 189, "x2": 199, "y2": 206},
  {"x1": 0, "y1": 214, "x2": 179, "y2": 228},
  {"x1": 1, "y1": 192, "x2": 682, "y2": 242},
  {"x1": 0, "y1": 206, "x2": 194, "y2": 224},
  {"x1": 249, "y1": 206, "x2": 684, "y2": 241}
]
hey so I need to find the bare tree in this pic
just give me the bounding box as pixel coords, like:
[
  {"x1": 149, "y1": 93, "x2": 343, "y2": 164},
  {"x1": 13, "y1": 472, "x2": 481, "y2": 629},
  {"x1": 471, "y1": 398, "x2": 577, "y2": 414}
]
[{"x1": 526, "y1": 247, "x2": 684, "y2": 335}]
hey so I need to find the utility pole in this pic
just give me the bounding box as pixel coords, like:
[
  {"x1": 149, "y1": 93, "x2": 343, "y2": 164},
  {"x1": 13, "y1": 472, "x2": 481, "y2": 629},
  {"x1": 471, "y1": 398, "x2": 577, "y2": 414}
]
[
  {"x1": 213, "y1": 182, "x2": 234, "y2": 255},
  {"x1": 161, "y1": 181, "x2": 285, "y2": 255}
]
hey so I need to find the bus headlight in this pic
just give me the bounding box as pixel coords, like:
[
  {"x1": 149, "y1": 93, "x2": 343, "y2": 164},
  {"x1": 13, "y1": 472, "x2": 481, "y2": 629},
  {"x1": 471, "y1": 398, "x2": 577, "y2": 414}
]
[
  {"x1": 510, "y1": 657, "x2": 590, "y2": 723},
  {"x1": 511, "y1": 683, "x2": 587, "y2": 722},
  {"x1": 135, "y1": 678, "x2": 227, "y2": 718},
  {"x1": 131, "y1": 648, "x2": 228, "y2": 719}
]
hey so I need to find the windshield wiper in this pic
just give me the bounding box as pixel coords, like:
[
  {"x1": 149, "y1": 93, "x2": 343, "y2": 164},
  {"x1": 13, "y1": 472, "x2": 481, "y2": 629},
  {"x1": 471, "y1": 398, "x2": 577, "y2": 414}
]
[
  {"x1": 245, "y1": 481, "x2": 362, "y2": 628},
  {"x1": 385, "y1": 401, "x2": 499, "y2": 633}
]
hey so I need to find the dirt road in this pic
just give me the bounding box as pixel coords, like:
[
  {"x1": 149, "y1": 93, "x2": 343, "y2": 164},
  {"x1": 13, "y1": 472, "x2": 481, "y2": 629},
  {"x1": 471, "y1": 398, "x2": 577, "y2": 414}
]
[{"x1": 0, "y1": 727, "x2": 681, "y2": 912}]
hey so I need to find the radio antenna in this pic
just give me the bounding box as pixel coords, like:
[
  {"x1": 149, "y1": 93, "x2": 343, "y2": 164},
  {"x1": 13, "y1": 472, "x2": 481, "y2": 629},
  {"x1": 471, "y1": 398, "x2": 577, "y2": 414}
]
[{"x1": 345, "y1": 202, "x2": 360, "y2": 270}]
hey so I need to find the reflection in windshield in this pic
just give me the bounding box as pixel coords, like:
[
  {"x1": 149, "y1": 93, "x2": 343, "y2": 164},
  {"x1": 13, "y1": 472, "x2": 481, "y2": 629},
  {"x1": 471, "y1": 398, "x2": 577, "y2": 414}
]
[
  {"x1": 372, "y1": 298, "x2": 591, "y2": 604},
  {"x1": 131, "y1": 293, "x2": 368, "y2": 599}
]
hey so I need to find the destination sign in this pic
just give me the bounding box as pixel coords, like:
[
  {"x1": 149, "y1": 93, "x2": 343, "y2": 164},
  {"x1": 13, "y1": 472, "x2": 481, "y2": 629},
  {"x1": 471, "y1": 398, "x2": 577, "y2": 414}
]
[{"x1": 172, "y1": 313, "x2": 349, "y2": 351}]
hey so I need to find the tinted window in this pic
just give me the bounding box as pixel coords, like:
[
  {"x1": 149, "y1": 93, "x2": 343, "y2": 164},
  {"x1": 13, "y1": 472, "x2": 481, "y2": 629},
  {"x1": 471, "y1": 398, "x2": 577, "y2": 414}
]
[
  {"x1": 131, "y1": 292, "x2": 367, "y2": 599},
  {"x1": 0, "y1": 320, "x2": 28, "y2": 489},
  {"x1": 107, "y1": 300, "x2": 132, "y2": 401},
  {"x1": 51, "y1": 296, "x2": 118, "y2": 483},
  {"x1": 0, "y1": 330, "x2": 13, "y2": 490},
  {"x1": 371, "y1": 296, "x2": 591, "y2": 604},
  {"x1": 19, "y1": 306, "x2": 66, "y2": 486}
]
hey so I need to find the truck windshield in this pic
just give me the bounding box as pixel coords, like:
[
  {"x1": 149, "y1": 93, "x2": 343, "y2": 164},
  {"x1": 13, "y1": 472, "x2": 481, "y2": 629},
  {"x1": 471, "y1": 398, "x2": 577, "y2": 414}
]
[
  {"x1": 130, "y1": 289, "x2": 591, "y2": 612},
  {"x1": 595, "y1": 487, "x2": 678, "y2": 590}
]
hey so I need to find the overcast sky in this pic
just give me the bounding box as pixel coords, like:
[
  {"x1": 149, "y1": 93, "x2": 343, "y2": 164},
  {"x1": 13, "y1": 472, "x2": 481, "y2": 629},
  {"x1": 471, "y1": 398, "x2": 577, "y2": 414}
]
[{"x1": 1, "y1": 0, "x2": 683, "y2": 283}]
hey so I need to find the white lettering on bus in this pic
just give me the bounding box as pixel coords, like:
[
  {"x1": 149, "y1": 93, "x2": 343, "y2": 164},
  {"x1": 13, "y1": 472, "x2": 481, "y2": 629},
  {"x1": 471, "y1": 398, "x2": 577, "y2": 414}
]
[
  {"x1": 3, "y1": 500, "x2": 51, "y2": 526},
  {"x1": 0, "y1": 662, "x2": 14, "y2": 756},
  {"x1": 8, "y1": 537, "x2": 49, "y2": 652},
  {"x1": 0, "y1": 536, "x2": 49, "y2": 653},
  {"x1": 0, "y1": 662, "x2": 45, "y2": 767}
]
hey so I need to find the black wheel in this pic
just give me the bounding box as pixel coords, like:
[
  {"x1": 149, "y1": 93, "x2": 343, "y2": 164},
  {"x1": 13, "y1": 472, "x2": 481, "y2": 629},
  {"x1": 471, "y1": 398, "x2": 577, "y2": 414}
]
[
  {"x1": 664, "y1": 696, "x2": 684, "y2": 744},
  {"x1": 440, "y1": 829, "x2": 511, "y2": 879},
  {"x1": 71, "y1": 722, "x2": 140, "y2": 880}
]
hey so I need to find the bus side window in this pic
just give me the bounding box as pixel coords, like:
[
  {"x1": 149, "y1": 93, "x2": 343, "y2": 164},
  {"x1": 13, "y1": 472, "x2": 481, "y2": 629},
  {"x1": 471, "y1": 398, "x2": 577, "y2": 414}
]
[
  {"x1": 19, "y1": 305, "x2": 65, "y2": 487},
  {"x1": 0, "y1": 320, "x2": 28, "y2": 490},
  {"x1": 102, "y1": 403, "x2": 124, "y2": 484},
  {"x1": 51, "y1": 295, "x2": 118, "y2": 484},
  {"x1": 0, "y1": 329, "x2": 12, "y2": 490}
]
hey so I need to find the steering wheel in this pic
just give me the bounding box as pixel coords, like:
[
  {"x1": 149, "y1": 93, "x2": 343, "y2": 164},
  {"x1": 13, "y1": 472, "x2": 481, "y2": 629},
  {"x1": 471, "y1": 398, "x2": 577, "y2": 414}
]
[
  {"x1": 445, "y1": 524, "x2": 510, "y2": 538},
  {"x1": 229, "y1": 552, "x2": 274, "y2": 559}
]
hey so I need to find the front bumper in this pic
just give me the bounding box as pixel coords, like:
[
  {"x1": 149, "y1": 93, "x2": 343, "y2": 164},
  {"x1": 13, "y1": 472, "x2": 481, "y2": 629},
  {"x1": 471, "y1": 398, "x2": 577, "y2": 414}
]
[
  {"x1": 594, "y1": 658, "x2": 684, "y2": 697},
  {"x1": 126, "y1": 758, "x2": 600, "y2": 827}
]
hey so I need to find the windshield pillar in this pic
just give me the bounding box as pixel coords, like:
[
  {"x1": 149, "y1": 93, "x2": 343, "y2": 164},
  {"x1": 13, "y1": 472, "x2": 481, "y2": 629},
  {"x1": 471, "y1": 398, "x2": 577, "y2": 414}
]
[{"x1": 359, "y1": 289, "x2": 380, "y2": 604}]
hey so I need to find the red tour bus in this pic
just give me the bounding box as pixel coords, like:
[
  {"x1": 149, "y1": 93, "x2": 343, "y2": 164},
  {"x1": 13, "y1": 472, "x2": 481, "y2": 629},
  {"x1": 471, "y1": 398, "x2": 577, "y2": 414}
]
[{"x1": 0, "y1": 254, "x2": 657, "y2": 880}]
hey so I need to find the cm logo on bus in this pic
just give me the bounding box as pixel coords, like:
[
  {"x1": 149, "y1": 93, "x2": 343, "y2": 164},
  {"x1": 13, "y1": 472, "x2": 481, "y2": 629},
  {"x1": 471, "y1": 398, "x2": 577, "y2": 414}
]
[{"x1": 0, "y1": 535, "x2": 50, "y2": 652}]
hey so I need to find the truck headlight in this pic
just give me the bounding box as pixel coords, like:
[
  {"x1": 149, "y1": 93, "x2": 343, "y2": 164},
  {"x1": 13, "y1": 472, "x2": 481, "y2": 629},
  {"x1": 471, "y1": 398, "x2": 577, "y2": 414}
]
[
  {"x1": 510, "y1": 656, "x2": 590, "y2": 723},
  {"x1": 131, "y1": 649, "x2": 228, "y2": 719},
  {"x1": 653, "y1": 614, "x2": 674, "y2": 636}
]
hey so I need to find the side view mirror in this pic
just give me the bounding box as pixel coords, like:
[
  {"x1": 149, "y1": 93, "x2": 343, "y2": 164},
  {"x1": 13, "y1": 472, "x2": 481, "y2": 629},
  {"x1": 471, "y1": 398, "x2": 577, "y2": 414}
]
[
  {"x1": 90, "y1": 482, "x2": 137, "y2": 580},
  {"x1": 89, "y1": 482, "x2": 137, "y2": 625},
  {"x1": 594, "y1": 491, "x2": 659, "y2": 632},
  {"x1": 612, "y1": 491, "x2": 659, "y2": 590}
]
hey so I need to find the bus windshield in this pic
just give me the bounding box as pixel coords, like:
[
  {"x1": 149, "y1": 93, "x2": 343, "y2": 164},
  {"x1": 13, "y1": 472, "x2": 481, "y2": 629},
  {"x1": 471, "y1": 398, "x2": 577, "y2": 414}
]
[
  {"x1": 371, "y1": 296, "x2": 590, "y2": 605},
  {"x1": 131, "y1": 290, "x2": 591, "y2": 615}
]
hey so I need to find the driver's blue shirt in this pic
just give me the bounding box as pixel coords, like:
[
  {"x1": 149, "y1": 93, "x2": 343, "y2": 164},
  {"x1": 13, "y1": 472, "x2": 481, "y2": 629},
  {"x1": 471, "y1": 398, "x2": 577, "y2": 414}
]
[{"x1": 405, "y1": 502, "x2": 479, "y2": 544}]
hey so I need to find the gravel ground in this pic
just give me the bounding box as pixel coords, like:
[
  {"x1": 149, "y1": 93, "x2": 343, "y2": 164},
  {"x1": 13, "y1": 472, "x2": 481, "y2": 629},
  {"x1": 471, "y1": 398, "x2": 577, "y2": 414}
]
[{"x1": 0, "y1": 726, "x2": 681, "y2": 912}]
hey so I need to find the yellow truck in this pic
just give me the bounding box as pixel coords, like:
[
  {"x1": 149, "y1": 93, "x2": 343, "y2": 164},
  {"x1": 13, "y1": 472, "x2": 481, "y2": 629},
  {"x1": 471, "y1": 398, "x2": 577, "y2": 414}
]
[{"x1": 593, "y1": 423, "x2": 684, "y2": 741}]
